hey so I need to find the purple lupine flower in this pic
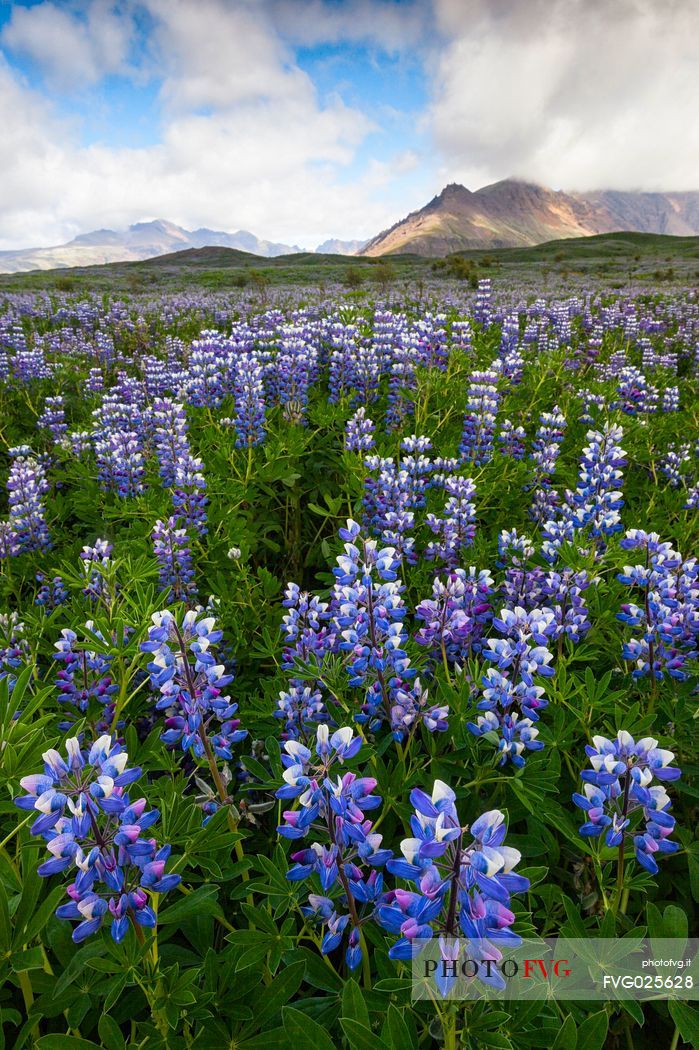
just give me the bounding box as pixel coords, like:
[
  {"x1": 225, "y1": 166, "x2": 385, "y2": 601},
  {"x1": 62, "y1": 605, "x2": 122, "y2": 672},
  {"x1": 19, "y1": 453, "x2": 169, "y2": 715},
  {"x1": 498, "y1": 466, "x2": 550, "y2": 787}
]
[
  {"x1": 415, "y1": 568, "x2": 493, "y2": 664},
  {"x1": 659, "y1": 443, "x2": 691, "y2": 488},
  {"x1": 0, "y1": 613, "x2": 30, "y2": 690},
  {"x1": 617, "y1": 531, "x2": 697, "y2": 681},
  {"x1": 573, "y1": 730, "x2": 680, "y2": 875},
  {"x1": 379, "y1": 781, "x2": 528, "y2": 992},
  {"x1": 281, "y1": 583, "x2": 335, "y2": 672},
  {"x1": 233, "y1": 352, "x2": 266, "y2": 447},
  {"x1": 567, "y1": 423, "x2": 626, "y2": 539},
  {"x1": 148, "y1": 398, "x2": 190, "y2": 487},
  {"x1": 331, "y1": 519, "x2": 418, "y2": 731},
  {"x1": 275, "y1": 683, "x2": 331, "y2": 742},
  {"x1": 37, "y1": 395, "x2": 67, "y2": 443},
  {"x1": 6, "y1": 453, "x2": 51, "y2": 553},
  {"x1": 172, "y1": 455, "x2": 208, "y2": 535},
  {"x1": 498, "y1": 419, "x2": 527, "y2": 460},
  {"x1": 95, "y1": 430, "x2": 145, "y2": 498},
  {"x1": 277, "y1": 343, "x2": 316, "y2": 425},
  {"x1": 80, "y1": 540, "x2": 114, "y2": 603},
  {"x1": 54, "y1": 623, "x2": 118, "y2": 715},
  {"x1": 344, "y1": 407, "x2": 375, "y2": 452},
  {"x1": 34, "y1": 573, "x2": 69, "y2": 609},
  {"x1": 277, "y1": 724, "x2": 388, "y2": 970},
  {"x1": 388, "y1": 678, "x2": 449, "y2": 741},
  {"x1": 467, "y1": 606, "x2": 556, "y2": 766},
  {"x1": 459, "y1": 363, "x2": 500, "y2": 465},
  {"x1": 472, "y1": 278, "x2": 492, "y2": 327},
  {"x1": 152, "y1": 517, "x2": 197, "y2": 602},
  {"x1": 14, "y1": 735, "x2": 180, "y2": 942},
  {"x1": 141, "y1": 609, "x2": 246, "y2": 760},
  {"x1": 425, "y1": 475, "x2": 477, "y2": 569}
]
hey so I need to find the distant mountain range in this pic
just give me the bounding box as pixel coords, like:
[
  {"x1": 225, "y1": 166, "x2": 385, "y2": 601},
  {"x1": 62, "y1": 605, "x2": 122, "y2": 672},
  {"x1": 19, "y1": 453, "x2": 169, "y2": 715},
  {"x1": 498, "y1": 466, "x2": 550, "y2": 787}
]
[
  {"x1": 3, "y1": 180, "x2": 699, "y2": 272},
  {"x1": 360, "y1": 179, "x2": 699, "y2": 256},
  {"x1": 0, "y1": 220, "x2": 367, "y2": 274}
]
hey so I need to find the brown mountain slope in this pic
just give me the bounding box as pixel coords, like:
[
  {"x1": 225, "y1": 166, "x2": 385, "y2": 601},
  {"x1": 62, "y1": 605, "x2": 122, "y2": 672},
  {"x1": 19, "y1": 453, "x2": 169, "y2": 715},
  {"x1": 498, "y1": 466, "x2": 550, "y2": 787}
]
[{"x1": 360, "y1": 179, "x2": 699, "y2": 256}]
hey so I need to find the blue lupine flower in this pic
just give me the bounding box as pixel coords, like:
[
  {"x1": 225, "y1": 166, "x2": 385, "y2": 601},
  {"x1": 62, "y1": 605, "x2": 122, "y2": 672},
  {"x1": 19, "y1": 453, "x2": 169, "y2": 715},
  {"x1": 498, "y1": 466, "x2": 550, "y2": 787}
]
[
  {"x1": 152, "y1": 517, "x2": 197, "y2": 602},
  {"x1": 617, "y1": 531, "x2": 697, "y2": 681},
  {"x1": 344, "y1": 407, "x2": 375, "y2": 452},
  {"x1": 14, "y1": 735, "x2": 180, "y2": 942},
  {"x1": 54, "y1": 623, "x2": 118, "y2": 722},
  {"x1": 141, "y1": 609, "x2": 246, "y2": 760},
  {"x1": 467, "y1": 606, "x2": 555, "y2": 765},
  {"x1": 5, "y1": 452, "x2": 51, "y2": 553},
  {"x1": 573, "y1": 730, "x2": 681, "y2": 875},
  {"x1": 567, "y1": 423, "x2": 626, "y2": 539},
  {"x1": 277, "y1": 724, "x2": 389, "y2": 970},
  {"x1": 379, "y1": 781, "x2": 529, "y2": 991},
  {"x1": 459, "y1": 363, "x2": 500, "y2": 464}
]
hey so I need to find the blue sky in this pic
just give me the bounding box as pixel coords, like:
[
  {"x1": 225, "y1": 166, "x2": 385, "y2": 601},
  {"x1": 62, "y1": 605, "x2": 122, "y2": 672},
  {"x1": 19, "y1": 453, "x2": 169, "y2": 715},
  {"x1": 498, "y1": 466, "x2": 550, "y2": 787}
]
[{"x1": 0, "y1": 0, "x2": 697, "y2": 249}]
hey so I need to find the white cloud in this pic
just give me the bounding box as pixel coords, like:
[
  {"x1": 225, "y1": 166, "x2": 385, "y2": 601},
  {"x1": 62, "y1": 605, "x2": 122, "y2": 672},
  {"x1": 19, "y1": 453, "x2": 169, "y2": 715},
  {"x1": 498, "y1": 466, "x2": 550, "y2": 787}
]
[
  {"x1": 4, "y1": 0, "x2": 695, "y2": 253},
  {"x1": 269, "y1": 0, "x2": 429, "y2": 51},
  {"x1": 1, "y1": 1, "x2": 136, "y2": 89},
  {"x1": 0, "y1": 1, "x2": 424, "y2": 248},
  {"x1": 431, "y1": 0, "x2": 699, "y2": 191}
]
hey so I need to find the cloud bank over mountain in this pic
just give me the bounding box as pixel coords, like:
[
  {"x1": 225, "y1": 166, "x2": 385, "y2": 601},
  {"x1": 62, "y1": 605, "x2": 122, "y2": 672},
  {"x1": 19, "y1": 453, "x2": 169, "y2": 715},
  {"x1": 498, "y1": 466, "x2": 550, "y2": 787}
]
[{"x1": 0, "y1": 0, "x2": 697, "y2": 250}]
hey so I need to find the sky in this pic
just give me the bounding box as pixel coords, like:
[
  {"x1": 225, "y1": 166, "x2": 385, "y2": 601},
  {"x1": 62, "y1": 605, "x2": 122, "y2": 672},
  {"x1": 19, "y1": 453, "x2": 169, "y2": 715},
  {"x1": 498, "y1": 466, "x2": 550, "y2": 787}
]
[{"x1": 0, "y1": 0, "x2": 697, "y2": 250}]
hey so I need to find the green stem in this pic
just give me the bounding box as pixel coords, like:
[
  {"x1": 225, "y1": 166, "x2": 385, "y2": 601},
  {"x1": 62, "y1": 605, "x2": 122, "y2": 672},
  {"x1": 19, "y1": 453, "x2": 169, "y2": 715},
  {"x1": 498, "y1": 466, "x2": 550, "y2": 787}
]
[{"x1": 18, "y1": 970, "x2": 40, "y2": 1041}]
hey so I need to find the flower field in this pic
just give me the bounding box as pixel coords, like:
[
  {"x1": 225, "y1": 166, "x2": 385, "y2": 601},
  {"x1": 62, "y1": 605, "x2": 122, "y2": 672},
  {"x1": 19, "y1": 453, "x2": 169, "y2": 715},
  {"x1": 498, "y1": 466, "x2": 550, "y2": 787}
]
[{"x1": 0, "y1": 279, "x2": 697, "y2": 1049}]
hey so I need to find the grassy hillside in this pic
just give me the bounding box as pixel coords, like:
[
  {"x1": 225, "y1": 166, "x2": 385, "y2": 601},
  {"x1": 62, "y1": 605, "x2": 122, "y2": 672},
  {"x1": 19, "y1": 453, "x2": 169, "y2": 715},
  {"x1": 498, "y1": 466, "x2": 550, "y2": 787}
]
[{"x1": 0, "y1": 231, "x2": 697, "y2": 293}]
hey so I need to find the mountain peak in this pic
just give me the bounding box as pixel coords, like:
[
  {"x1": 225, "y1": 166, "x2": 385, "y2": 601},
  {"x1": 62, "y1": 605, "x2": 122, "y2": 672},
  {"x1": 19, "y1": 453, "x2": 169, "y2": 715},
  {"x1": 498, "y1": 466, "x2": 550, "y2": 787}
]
[{"x1": 360, "y1": 179, "x2": 699, "y2": 256}]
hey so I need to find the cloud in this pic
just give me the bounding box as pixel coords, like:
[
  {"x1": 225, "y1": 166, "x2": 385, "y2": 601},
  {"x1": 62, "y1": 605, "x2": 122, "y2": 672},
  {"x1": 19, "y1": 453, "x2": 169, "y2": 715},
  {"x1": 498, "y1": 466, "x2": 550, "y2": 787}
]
[
  {"x1": 430, "y1": 0, "x2": 699, "y2": 191},
  {"x1": 0, "y1": 1, "x2": 426, "y2": 248},
  {"x1": 269, "y1": 0, "x2": 429, "y2": 51},
  {"x1": 1, "y1": 1, "x2": 136, "y2": 89}
]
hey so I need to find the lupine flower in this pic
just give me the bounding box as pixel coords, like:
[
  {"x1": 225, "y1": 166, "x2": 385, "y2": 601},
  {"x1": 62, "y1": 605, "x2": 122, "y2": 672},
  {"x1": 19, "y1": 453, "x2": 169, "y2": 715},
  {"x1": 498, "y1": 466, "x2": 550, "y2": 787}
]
[
  {"x1": 277, "y1": 724, "x2": 389, "y2": 970},
  {"x1": 152, "y1": 517, "x2": 197, "y2": 601},
  {"x1": 6, "y1": 453, "x2": 51, "y2": 553},
  {"x1": 95, "y1": 430, "x2": 146, "y2": 498},
  {"x1": 378, "y1": 781, "x2": 528, "y2": 991},
  {"x1": 659, "y1": 443, "x2": 691, "y2": 488},
  {"x1": 54, "y1": 624, "x2": 118, "y2": 715},
  {"x1": 80, "y1": 540, "x2": 114, "y2": 602},
  {"x1": 425, "y1": 475, "x2": 477, "y2": 569},
  {"x1": 37, "y1": 395, "x2": 67, "y2": 443},
  {"x1": 472, "y1": 278, "x2": 492, "y2": 327},
  {"x1": 141, "y1": 610, "x2": 247, "y2": 760},
  {"x1": 529, "y1": 407, "x2": 566, "y2": 492},
  {"x1": 14, "y1": 736, "x2": 180, "y2": 942},
  {"x1": 498, "y1": 419, "x2": 526, "y2": 460},
  {"x1": 468, "y1": 607, "x2": 556, "y2": 765},
  {"x1": 344, "y1": 407, "x2": 375, "y2": 451},
  {"x1": 388, "y1": 678, "x2": 449, "y2": 741},
  {"x1": 172, "y1": 455, "x2": 208, "y2": 535},
  {"x1": 567, "y1": 424, "x2": 626, "y2": 539},
  {"x1": 35, "y1": 572, "x2": 69, "y2": 609},
  {"x1": 148, "y1": 398, "x2": 190, "y2": 487},
  {"x1": 459, "y1": 364, "x2": 500, "y2": 465},
  {"x1": 0, "y1": 613, "x2": 30, "y2": 690},
  {"x1": 233, "y1": 352, "x2": 266, "y2": 447},
  {"x1": 574, "y1": 730, "x2": 681, "y2": 874},
  {"x1": 415, "y1": 568, "x2": 493, "y2": 664},
  {"x1": 275, "y1": 683, "x2": 331, "y2": 742},
  {"x1": 617, "y1": 531, "x2": 698, "y2": 681},
  {"x1": 281, "y1": 583, "x2": 335, "y2": 673},
  {"x1": 331, "y1": 519, "x2": 415, "y2": 729}
]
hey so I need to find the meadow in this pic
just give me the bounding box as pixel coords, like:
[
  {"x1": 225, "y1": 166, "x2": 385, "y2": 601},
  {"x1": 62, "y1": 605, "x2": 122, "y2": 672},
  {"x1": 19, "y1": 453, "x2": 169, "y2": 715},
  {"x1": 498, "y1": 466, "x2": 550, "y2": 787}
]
[{"x1": 0, "y1": 270, "x2": 697, "y2": 1049}]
